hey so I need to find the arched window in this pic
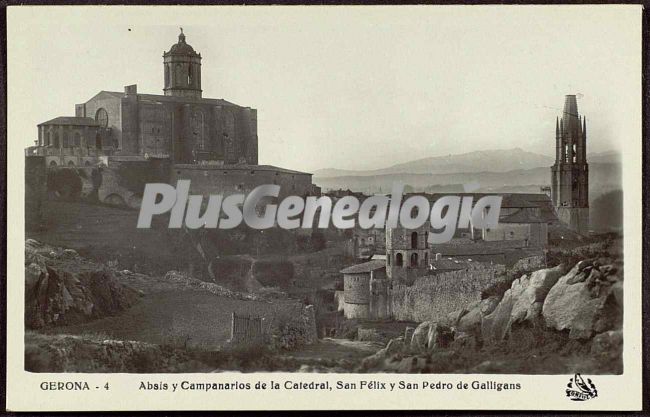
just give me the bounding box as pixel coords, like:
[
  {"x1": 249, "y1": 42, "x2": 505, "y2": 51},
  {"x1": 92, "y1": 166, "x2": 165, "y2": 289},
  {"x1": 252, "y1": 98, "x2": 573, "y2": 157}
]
[
  {"x1": 411, "y1": 232, "x2": 418, "y2": 249},
  {"x1": 164, "y1": 65, "x2": 170, "y2": 88},
  {"x1": 62, "y1": 131, "x2": 70, "y2": 148},
  {"x1": 95, "y1": 108, "x2": 108, "y2": 128},
  {"x1": 74, "y1": 132, "x2": 81, "y2": 147},
  {"x1": 410, "y1": 253, "x2": 419, "y2": 268},
  {"x1": 45, "y1": 131, "x2": 51, "y2": 146},
  {"x1": 395, "y1": 253, "x2": 403, "y2": 267},
  {"x1": 53, "y1": 132, "x2": 60, "y2": 148},
  {"x1": 67, "y1": 160, "x2": 75, "y2": 166}
]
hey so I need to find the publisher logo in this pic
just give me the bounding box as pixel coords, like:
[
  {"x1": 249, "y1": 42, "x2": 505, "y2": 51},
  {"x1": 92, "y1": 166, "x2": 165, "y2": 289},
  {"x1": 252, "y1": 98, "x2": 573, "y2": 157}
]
[{"x1": 566, "y1": 373, "x2": 598, "y2": 401}]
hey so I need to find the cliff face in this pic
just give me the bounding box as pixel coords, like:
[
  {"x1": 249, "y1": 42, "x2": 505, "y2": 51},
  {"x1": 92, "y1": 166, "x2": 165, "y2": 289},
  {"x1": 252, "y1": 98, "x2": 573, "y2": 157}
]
[
  {"x1": 360, "y1": 239, "x2": 624, "y2": 374},
  {"x1": 25, "y1": 239, "x2": 140, "y2": 329}
]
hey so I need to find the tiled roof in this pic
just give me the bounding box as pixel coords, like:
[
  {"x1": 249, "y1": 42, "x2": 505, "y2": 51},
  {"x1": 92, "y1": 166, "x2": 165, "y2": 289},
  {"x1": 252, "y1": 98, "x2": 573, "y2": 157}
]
[
  {"x1": 500, "y1": 209, "x2": 547, "y2": 224},
  {"x1": 38, "y1": 117, "x2": 98, "y2": 126},
  {"x1": 340, "y1": 259, "x2": 385, "y2": 274},
  {"x1": 102, "y1": 91, "x2": 239, "y2": 107}
]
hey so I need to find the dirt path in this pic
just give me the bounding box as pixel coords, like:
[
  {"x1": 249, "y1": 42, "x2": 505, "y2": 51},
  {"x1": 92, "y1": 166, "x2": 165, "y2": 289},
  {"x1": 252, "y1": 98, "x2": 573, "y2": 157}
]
[{"x1": 281, "y1": 337, "x2": 384, "y2": 362}]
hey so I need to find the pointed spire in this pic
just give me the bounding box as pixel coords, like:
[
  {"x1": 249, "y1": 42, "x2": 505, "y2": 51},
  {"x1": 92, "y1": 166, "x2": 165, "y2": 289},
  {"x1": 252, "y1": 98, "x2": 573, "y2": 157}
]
[{"x1": 556, "y1": 117, "x2": 559, "y2": 135}]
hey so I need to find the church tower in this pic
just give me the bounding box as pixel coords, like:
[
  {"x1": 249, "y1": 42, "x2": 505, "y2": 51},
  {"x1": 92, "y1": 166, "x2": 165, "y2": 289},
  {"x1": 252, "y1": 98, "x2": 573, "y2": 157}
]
[
  {"x1": 551, "y1": 95, "x2": 589, "y2": 235},
  {"x1": 163, "y1": 29, "x2": 202, "y2": 99}
]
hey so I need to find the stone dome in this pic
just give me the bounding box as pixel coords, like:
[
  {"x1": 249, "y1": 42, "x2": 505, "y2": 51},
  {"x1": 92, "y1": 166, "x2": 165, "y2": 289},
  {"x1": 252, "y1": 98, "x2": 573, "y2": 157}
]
[{"x1": 165, "y1": 29, "x2": 199, "y2": 56}]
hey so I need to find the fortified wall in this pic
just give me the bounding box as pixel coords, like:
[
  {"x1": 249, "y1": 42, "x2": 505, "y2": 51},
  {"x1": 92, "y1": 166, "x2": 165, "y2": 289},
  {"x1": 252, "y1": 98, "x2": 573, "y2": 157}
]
[{"x1": 390, "y1": 262, "x2": 506, "y2": 322}]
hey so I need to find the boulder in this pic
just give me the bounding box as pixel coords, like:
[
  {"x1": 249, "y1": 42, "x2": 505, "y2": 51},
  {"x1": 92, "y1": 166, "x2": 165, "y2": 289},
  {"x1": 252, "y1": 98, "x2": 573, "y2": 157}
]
[
  {"x1": 425, "y1": 322, "x2": 454, "y2": 352},
  {"x1": 457, "y1": 307, "x2": 482, "y2": 334},
  {"x1": 481, "y1": 265, "x2": 564, "y2": 343},
  {"x1": 542, "y1": 262, "x2": 623, "y2": 339},
  {"x1": 404, "y1": 326, "x2": 415, "y2": 344},
  {"x1": 410, "y1": 322, "x2": 431, "y2": 353},
  {"x1": 480, "y1": 296, "x2": 501, "y2": 316},
  {"x1": 24, "y1": 240, "x2": 139, "y2": 329},
  {"x1": 385, "y1": 337, "x2": 405, "y2": 356},
  {"x1": 510, "y1": 265, "x2": 564, "y2": 323},
  {"x1": 481, "y1": 288, "x2": 515, "y2": 343},
  {"x1": 446, "y1": 306, "x2": 470, "y2": 327}
]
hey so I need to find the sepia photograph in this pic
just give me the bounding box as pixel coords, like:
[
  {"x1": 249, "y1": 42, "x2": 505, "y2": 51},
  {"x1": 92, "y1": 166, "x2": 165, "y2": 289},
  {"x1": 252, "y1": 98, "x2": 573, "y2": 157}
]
[{"x1": 6, "y1": 4, "x2": 643, "y2": 412}]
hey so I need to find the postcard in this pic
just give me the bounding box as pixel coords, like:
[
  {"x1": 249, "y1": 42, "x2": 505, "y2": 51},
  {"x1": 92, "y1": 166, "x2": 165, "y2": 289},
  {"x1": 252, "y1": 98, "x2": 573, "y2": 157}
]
[{"x1": 5, "y1": 4, "x2": 643, "y2": 411}]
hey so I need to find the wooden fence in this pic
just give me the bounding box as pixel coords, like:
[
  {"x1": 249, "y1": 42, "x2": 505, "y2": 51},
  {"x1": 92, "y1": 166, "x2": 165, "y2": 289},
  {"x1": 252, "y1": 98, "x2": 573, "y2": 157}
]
[{"x1": 230, "y1": 312, "x2": 265, "y2": 344}]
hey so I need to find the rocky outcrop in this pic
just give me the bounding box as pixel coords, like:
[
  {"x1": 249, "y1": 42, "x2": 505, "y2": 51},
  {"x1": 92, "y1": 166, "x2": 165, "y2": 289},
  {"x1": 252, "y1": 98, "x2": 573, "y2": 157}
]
[
  {"x1": 542, "y1": 259, "x2": 623, "y2": 339},
  {"x1": 482, "y1": 265, "x2": 565, "y2": 343},
  {"x1": 25, "y1": 332, "x2": 207, "y2": 372},
  {"x1": 358, "y1": 250, "x2": 624, "y2": 374},
  {"x1": 25, "y1": 239, "x2": 140, "y2": 329},
  {"x1": 410, "y1": 322, "x2": 454, "y2": 353}
]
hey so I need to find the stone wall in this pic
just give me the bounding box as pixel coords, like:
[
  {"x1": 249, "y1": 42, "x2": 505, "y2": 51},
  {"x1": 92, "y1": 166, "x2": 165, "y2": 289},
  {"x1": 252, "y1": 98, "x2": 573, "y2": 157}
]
[
  {"x1": 25, "y1": 156, "x2": 46, "y2": 231},
  {"x1": 390, "y1": 263, "x2": 506, "y2": 322},
  {"x1": 172, "y1": 164, "x2": 314, "y2": 200},
  {"x1": 45, "y1": 158, "x2": 171, "y2": 208}
]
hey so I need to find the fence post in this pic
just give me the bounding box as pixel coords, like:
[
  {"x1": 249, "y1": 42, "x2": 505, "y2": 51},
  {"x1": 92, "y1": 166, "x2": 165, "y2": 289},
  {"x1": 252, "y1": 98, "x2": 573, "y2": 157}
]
[{"x1": 231, "y1": 312, "x2": 235, "y2": 342}]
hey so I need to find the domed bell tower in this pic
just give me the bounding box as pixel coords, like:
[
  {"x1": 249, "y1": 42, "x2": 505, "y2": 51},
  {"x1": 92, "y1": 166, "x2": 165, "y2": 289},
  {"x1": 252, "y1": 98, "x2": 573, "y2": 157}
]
[{"x1": 163, "y1": 28, "x2": 202, "y2": 99}]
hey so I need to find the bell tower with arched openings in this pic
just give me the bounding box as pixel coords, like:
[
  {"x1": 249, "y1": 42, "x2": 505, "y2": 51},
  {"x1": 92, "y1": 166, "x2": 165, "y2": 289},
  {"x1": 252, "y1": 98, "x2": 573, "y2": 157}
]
[
  {"x1": 163, "y1": 28, "x2": 202, "y2": 99},
  {"x1": 385, "y1": 221, "x2": 431, "y2": 283}
]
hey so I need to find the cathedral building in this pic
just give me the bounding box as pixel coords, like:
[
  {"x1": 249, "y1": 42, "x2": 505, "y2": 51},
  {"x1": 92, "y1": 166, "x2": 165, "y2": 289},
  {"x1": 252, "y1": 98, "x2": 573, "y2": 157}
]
[
  {"x1": 27, "y1": 29, "x2": 316, "y2": 204},
  {"x1": 551, "y1": 95, "x2": 589, "y2": 235}
]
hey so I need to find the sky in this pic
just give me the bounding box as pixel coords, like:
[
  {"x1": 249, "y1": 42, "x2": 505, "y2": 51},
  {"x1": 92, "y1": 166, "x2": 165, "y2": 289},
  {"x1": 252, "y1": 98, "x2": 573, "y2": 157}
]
[{"x1": 8, "y1": 5, "x2": 642, "y2": 172}]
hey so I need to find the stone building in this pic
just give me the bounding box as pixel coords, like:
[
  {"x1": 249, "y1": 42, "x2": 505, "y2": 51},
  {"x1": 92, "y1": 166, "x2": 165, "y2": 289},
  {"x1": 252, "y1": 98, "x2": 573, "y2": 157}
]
[
  {"x1": 483, "y1": 208, "x2": 548, "y2": 247},
  {"x1": 386, "y1": 221, "x2": 432, "y2": 283},
  {"x1": 26, "y1": 29, "x2": 316, "y2": 206},
  {"x1": 339, "y1": 259, "x2": 389, "y2": 320},
  {"x1": 551, "y1": 95, "x2": 589, "y2": 235}
]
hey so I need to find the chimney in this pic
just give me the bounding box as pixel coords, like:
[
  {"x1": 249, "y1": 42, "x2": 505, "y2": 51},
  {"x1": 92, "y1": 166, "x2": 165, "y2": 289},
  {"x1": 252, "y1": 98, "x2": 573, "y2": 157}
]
[{"x1": 124, "y1": 84, "x2": 137, "y2": 96}]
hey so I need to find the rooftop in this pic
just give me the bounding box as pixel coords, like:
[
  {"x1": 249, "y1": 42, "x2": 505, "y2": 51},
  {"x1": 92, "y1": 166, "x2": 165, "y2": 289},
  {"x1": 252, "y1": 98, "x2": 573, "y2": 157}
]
[
  {"x1": 100, "y1": 90, "x2": 239, "y2": 107},
  {"x1": 340, "y1": 259, "x2": 386, "y2": 274},
  {"x1": 500, "y1": 208, "x2": 547, "y2": 224},
  {"x1": 38, "y1": 117, "x2": 98, "y2": 127}
]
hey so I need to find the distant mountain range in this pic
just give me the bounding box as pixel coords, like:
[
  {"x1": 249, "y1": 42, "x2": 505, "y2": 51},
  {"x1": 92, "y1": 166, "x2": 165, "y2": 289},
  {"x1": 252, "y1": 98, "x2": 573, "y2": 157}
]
[
  {"x1": 312, "y1": 148, "x2": 622, "y2": 201},
  {"x1": 313, "y1": 148, "x2": 621, "y2": 178}
]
